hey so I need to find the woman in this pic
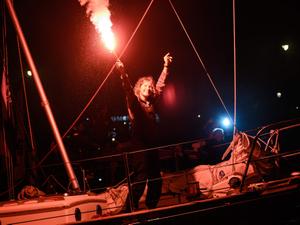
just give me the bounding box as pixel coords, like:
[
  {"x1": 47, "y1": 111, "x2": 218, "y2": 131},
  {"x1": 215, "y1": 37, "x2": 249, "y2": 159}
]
[{"x1": 115, "y1": 53, "x2": 173, "y2": 210}]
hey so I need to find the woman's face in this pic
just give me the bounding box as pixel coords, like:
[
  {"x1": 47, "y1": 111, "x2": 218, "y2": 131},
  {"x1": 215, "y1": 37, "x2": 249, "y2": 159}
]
[{"x1": 139, "y1": 80, "x2": 154, "y2": 100}]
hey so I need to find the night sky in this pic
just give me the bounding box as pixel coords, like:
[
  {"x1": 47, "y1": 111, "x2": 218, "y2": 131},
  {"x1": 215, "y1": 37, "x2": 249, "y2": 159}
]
[{"x1": 3, "y1": 0, "x2": 300, "y2": 152}]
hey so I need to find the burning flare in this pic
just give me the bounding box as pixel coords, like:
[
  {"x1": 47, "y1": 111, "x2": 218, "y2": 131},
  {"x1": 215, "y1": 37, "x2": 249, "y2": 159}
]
[{"x1": 79, "y1": 0, "x2": 116, "y2": 51}]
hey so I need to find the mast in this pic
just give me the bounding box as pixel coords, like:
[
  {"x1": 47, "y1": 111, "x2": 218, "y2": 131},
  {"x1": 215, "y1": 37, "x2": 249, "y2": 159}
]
[{"x1": 5, "y1": 0, "x2": 80, "y2": 191}]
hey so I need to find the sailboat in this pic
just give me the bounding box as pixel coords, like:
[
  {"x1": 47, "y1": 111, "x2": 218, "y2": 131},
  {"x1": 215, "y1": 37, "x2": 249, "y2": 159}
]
[
  {"x1": 0, "y1": 0, "x2": 128, "y2": 224},
  {"x1": 1, "y1": 0, "x2": 300, "y2": 224}
]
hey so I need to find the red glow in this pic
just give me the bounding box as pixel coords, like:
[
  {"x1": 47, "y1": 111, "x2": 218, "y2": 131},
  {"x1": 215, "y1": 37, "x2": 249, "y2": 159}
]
[{"x1": 163, "y1": 84, "x2": 176, "y2": 107}]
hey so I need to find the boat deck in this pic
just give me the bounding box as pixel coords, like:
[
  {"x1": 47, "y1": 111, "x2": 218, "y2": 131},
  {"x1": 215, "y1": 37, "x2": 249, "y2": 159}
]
[{"x1": 64, "y1": 175, "x2": 300, "y2": 225}]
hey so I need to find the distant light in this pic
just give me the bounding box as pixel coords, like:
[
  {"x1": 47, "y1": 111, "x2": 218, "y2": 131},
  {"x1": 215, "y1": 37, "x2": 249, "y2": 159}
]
[
  {"x1": 296, "y1": 106, "x2": 299, "y2": 110},
  {"x1": 98, "y1": 178, "x2": 102, "y2": 182},
  {"x1": 197, "y1": 114, "x2": 201, "y2": 118},
  {"x1": 221, "y1": 117, "x2": 231, "y2": 128},
  {"x1": 111, "y1": 115, "x2": 129, "y2": 122},
  {"x1": 111, "y1": 137, "x2": 116, "y2": 142},
  {"x1": 26, "y1": 70, "x2": 32, "y2": 76},
  {"x1": 276, "y1": 92, "x2": 282, "y2": 98},
  {"x1": 123, "y1": 121, "x2": 127, "y2": 125},
  {"x1": 281, "y1": 44, "x2": 289, "y2": 51}
]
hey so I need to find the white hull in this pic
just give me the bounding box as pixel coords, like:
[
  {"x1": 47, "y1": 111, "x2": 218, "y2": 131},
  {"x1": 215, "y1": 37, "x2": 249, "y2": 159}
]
[
  {"x1": 0, "y1": 185, "x2": 128, "y2": 225},
  {"x1": 0, "y1": 194, "x2": 104, "y2": 225}
]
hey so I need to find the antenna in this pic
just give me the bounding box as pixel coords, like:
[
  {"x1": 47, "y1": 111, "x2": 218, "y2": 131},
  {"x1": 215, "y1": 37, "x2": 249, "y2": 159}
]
[{"x1": 232, "y1": 0, "x2": 237, "y2": 136}]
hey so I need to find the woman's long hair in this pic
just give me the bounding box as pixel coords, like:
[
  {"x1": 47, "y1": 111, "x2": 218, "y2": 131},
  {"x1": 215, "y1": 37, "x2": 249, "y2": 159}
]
[{"x1": 133, "y1": 76, "x2": 158, "y2": 100}]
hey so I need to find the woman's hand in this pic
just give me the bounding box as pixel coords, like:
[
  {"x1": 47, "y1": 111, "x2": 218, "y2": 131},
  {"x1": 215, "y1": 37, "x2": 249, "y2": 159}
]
[
  {"x1": 115, "y1": 59, "x2": 125, "y2": 75},
  {"x1": 163, "y1": 53, "x2": 173, "y2": 67}
]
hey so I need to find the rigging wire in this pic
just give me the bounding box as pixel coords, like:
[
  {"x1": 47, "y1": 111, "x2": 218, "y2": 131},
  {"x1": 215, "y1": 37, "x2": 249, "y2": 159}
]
[
  {"x1": 2, "y1": 0, "x2": 40, "y2": 198},
  {"x1": 1, "y1": 0, "x2": 15, "y2": 200},
  {"x1": 232, "y1": 0, "x2": 237, "y2": 135},
  {"x1": 16, "y1": 39, "x2": 36, "y2": 155},
  {"x1": 168, "y1": 0, "x2": 233, "y2": 124},
  {"x1": 36, "y1": 0, "x2": 155, "y2": 167},
  {"x1": 16, "y1": 36, "x2": 43, "y2": 187},
  {"x1": 5, "y1": 0, "x2": 81, "y2": 191}
]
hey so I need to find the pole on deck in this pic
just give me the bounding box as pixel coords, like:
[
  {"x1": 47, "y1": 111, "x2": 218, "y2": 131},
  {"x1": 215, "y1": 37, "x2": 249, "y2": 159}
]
[{"x1": 5, "y1": 0, "x2": 80, "y2": 191}]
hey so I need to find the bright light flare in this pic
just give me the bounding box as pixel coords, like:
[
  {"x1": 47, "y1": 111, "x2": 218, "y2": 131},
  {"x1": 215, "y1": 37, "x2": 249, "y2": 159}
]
[
  {"x1": 221, "y1": 117, "x2": 231, "y2": 128},
  {"x1": 92, "y1": 11, "x2": 116, "y2": 52},
  {"x1": 79, "y1": 0, "x2": 116, "y2": 52}
]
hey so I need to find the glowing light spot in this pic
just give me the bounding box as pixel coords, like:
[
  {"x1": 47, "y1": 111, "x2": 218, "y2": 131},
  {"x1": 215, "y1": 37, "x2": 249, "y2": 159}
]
[
  {"x1": 197, "y1": 114, "x2": 201, "y2": 118},
  {"x1": 281, "y1": 44, "x2": 289, "y2": 51},
  {"x1": 221, "y1": 117, "x2": 231, "y2": 128},
  {"x1": 276, "y1": 92, "x2": 282, "y2": 98},
  {"x1": 26, "y1": 70, "x2": 32, "y2": 76}
]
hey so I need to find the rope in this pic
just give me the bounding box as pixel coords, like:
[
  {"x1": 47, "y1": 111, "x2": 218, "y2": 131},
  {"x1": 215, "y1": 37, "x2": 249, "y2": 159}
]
[
  {"x1": 168, "y1": 0, "x2": 233, "y2": 123},
  {"x1": 17, "y1": 38, "x2": 36, "y2": 152}
]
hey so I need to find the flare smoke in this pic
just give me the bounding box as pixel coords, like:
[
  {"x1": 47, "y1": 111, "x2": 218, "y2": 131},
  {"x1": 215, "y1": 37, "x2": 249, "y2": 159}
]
[{"x1": 78, "y1": 0, "x2": 116, "y2": 51}]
